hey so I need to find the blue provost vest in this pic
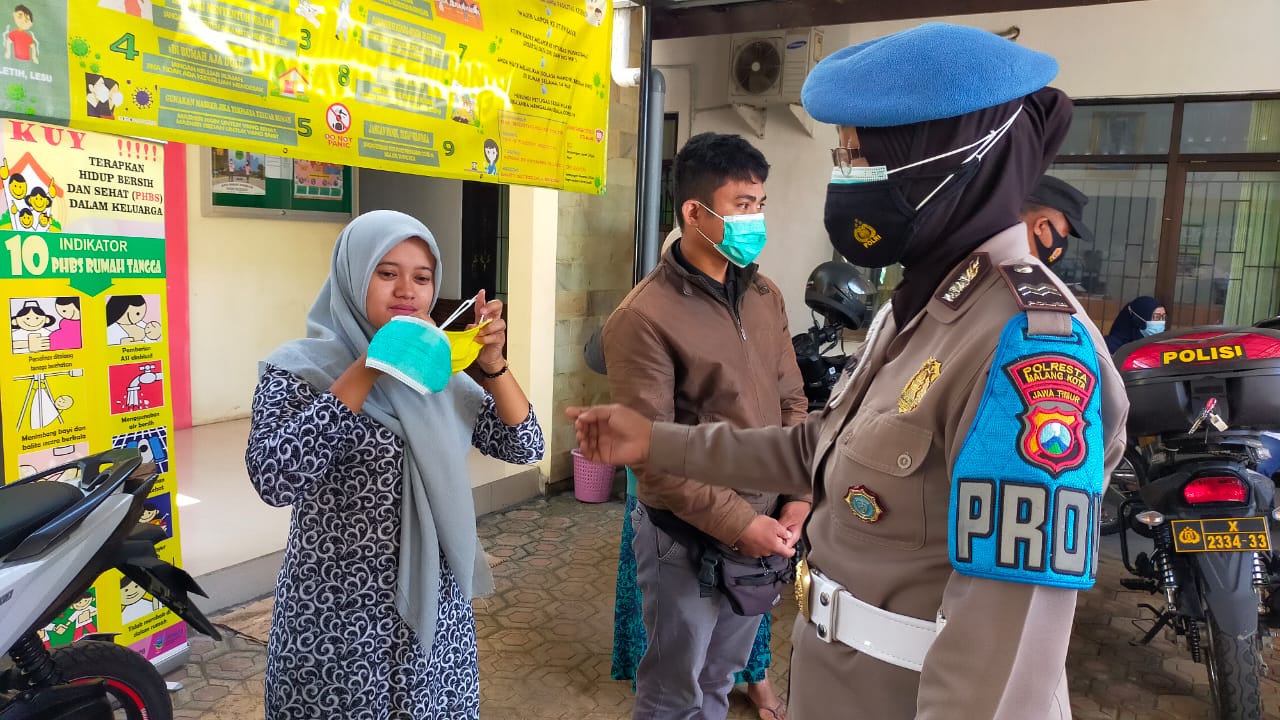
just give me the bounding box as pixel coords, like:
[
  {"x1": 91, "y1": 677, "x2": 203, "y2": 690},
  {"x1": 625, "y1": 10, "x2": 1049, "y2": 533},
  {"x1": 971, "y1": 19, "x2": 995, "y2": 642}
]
[{"x1": 949, "y1": 314, "x2": 1105, "y2": 590}]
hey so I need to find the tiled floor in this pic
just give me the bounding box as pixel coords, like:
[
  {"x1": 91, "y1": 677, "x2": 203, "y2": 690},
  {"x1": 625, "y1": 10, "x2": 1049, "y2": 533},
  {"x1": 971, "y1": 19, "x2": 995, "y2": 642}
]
[{"x1": 169, "y1": 493, "x2": 1280, "y2": 719}]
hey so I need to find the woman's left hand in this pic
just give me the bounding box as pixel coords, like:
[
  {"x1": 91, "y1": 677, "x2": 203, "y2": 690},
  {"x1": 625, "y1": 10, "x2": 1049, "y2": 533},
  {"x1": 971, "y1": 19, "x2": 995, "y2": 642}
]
[{"x1": 470, "y1": 289, "x2": 507, "y2": 374}]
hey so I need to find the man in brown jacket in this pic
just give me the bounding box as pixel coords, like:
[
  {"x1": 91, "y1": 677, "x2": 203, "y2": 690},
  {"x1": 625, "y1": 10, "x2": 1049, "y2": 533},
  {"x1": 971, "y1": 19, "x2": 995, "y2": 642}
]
[
  {"x1": 602, "y1": 131, "x2": 810, "y2": 720},
  {"x1": 573, "y1": 24, "x2": 1130, "y2": 720}
]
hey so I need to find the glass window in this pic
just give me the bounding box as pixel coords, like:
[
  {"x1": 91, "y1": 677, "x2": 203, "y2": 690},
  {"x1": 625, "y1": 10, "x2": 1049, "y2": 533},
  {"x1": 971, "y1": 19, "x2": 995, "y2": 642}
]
[
  {"x1": 1174, "y1": 170, "x2": 1280, "y2": 326},
  {"x1": 1046, "y1": 164, "x2": 1166, "y2": 333},
  {"x1": 1059, "y1": 104, "x2": 1174, "y2": 156},
  {"x1": 1181, "y1": 99, "x2": 1280, "y2": 154},
  {"x1": 494, "y1": 184, "x2": 510, "y2": 303},
  {"x1": 658, "y1": 113, "x2": 679, "y2": 234},
  {"x1": 661, "y1": 114, "x2": 678, "y2": 159}
]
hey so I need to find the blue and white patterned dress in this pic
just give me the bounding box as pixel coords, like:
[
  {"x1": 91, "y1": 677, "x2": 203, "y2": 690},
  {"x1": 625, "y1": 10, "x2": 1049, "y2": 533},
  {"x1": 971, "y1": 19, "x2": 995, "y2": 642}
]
[{"x1": 246, "y1": 365, "x2": 544, "y2": 720}]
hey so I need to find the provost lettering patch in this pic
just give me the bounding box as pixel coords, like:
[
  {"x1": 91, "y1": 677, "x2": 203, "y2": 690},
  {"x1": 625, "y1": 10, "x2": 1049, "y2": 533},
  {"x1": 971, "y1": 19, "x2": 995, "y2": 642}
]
[{"x1": 949, "y1": 314, "x2": 1105, "y2": 590}]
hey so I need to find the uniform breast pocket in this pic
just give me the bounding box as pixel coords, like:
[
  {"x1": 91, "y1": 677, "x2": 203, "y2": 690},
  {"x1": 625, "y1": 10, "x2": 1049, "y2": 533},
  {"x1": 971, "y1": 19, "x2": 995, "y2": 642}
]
[{"x1": 828, "y1": 412, "x2": 934, "y2": 550}]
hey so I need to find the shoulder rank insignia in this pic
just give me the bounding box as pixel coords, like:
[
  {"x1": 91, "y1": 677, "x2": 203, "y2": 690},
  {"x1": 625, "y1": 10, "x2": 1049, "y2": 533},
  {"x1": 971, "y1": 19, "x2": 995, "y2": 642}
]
[
  {"x1": 996, "y1": 263, "x2": 1073, "y2": 313},
  {"x1": 845, "y1": 485, "x2": 884, "y2": 523},
  {"x1": 936, "y1": 254, "x2": 989, "y2": 309},
  {"x1": 899, "y1": 357, "x2": 942, "y2": 413}
]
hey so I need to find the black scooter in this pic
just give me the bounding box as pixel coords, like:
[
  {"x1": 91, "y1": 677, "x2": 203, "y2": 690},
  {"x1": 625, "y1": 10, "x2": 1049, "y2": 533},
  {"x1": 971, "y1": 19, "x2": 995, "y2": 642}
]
[{"x1": 1112, "y1": 326, "x2": 1280, "y2": 719}]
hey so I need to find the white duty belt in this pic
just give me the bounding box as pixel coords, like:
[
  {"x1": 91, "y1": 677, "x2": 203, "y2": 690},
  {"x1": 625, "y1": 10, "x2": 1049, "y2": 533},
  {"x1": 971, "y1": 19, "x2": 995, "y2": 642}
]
[{"x1": 806, "y1": 567, "x2": 944, "y2": 672}]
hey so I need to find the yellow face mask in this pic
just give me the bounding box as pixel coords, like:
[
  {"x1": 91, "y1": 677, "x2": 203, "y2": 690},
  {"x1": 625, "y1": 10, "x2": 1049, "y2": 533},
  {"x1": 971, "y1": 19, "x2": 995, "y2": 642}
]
[{"x1": 443, "y1": 320, "x2": 489, "y2": 373}]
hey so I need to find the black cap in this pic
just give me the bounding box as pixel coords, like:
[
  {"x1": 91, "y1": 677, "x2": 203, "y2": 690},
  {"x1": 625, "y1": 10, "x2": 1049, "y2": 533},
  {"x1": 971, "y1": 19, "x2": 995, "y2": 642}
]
[{"x1": 1027, "y1": 175, "x2": 1094, "y2": 244}]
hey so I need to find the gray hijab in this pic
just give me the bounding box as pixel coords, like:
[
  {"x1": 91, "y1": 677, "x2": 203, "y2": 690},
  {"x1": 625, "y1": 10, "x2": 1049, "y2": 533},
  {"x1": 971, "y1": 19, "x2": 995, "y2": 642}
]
[{"x1": 263, "y1": 209, "x2": 489, "y2": 654}]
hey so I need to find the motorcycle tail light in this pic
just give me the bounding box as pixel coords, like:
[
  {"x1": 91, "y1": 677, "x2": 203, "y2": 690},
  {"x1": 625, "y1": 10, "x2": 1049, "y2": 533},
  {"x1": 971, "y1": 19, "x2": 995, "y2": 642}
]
[{"x1": 1183, "y1": 475, "x2": 1247, "y2": 504}]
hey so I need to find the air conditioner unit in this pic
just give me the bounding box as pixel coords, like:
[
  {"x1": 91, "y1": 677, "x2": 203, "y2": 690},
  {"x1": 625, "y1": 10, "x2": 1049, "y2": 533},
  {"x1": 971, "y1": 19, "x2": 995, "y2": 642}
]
[{"x1": 727, "y1": 28, "x2": 823, "y2": 107}]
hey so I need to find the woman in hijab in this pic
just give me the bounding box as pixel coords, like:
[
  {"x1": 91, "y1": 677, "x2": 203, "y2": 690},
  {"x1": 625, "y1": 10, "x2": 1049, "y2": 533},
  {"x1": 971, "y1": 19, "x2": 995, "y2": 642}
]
[
  {"x1": 567, "y1": 22, "x2": 1130, "y2": 720},
  {"x1": 1105, "y1": 295, "x2": 1166, "y2": 352},
  {"x1": 246, "y1": 210, "x2": 544, "y2": 719}
]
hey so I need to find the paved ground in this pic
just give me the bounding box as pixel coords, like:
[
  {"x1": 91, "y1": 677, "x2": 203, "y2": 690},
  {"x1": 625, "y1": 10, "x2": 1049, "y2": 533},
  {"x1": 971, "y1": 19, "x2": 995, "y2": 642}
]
[{"x1": 166, "y1": 493, "x2": 1280, "y2": 719}]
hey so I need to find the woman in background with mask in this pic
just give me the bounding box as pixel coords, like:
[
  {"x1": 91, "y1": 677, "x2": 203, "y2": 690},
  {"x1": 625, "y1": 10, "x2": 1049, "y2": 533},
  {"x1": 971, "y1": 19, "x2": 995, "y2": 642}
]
[
  {"x1": 569, "y1": 22, "x2": 1130, "y2": 719},
  {"x1": 1105, "y1": 295, "x2": 1167, "y2": 353},
  {"x1": 246, "y1": 210, "x2": 544, "y2": 719}
]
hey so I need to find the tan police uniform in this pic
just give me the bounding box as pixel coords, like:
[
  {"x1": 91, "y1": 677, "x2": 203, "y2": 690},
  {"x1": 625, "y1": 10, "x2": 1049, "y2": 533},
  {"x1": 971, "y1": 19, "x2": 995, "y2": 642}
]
[{"x1": 647, "y1": 224, "x2": 1130, "y2": 719}]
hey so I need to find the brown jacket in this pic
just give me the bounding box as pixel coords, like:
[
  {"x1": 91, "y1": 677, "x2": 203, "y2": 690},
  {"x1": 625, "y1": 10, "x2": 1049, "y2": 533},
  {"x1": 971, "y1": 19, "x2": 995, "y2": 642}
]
[
  {"x1": 647, "y1": 225, "x2": 1130, "y2": 719},
  {"x1": 602, "y1": 243, "x2": 809, "y2": 545}
]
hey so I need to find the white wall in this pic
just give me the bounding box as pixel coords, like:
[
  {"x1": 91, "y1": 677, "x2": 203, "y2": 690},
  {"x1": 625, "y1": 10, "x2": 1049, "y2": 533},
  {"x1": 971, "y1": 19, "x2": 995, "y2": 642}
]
[
  {"x1": 356, "y1": 170, "x2": 463, "y2": 300},
  {"x1": 186, "y1": 145, "x2": 340, "y2": 424},
  {"x1": 507, "y1": 186, "x2": 558, "y2": 485},
  {"x1": 652, "y1": 0, "x2": 1280, "y2": 331}
]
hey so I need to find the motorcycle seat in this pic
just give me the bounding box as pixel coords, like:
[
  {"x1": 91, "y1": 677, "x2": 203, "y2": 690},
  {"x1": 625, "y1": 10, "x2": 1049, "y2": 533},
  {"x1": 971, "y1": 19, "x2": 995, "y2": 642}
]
[{"x1": 0, "y1": 482, "x2": 84, "y2": 559}]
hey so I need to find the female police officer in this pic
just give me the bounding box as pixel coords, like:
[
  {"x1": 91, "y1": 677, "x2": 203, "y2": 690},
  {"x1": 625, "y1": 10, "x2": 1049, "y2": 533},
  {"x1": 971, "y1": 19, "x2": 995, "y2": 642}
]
[{"x1": 569, "y1": 22, "x2": 1129, "y2": 720}]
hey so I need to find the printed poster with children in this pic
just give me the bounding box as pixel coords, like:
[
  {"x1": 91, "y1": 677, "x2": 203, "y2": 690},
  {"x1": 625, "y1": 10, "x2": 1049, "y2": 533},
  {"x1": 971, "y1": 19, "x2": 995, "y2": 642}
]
[
  {"x1": 0, "y1": 118, "x2": 188, "y2": 667},
  {"x1": 0, "y1": 0, "x2": 71, "y2": 123},
  {"x1": 63, "y1": 0, "x2": 613, "y2": 193}
]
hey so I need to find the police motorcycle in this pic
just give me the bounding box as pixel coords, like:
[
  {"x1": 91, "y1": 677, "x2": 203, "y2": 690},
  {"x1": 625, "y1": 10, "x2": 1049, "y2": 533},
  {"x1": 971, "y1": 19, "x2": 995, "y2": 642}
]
[
  {"x1": 790, "y1": 261, "x2": 876, "y2": 411},
  {"x1": 1110, "y1": 326, "x2": 1280, "y2": 719},
  {"x1": 0, "y1": 448, "x2": 221, "y2": 719}
]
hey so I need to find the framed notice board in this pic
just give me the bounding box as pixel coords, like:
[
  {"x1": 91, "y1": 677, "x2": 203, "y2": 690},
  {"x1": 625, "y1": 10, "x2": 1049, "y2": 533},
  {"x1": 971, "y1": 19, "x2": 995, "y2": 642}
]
[{"x1": 201, "y1": 148, "x2": 353, "y2": 221}]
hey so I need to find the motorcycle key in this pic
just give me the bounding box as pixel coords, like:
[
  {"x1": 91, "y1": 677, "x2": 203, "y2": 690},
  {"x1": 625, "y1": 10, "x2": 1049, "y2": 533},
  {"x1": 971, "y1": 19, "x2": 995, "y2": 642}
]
[{"x1": 1188, "y1": 397, "x2": 1218, "y2": 434}]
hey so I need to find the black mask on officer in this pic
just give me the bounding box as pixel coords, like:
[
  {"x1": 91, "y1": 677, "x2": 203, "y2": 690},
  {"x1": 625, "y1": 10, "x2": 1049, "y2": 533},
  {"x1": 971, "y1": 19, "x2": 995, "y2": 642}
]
[
  {"x1": 824, "y1": 162, "x2": 981, "y2": 269},
  {"x1": 824, "y1": 107, "x2": 1024, "y2": 269},
  {"x1": 1034, "y1": 223, "x2": 1069, "y2": 268}
]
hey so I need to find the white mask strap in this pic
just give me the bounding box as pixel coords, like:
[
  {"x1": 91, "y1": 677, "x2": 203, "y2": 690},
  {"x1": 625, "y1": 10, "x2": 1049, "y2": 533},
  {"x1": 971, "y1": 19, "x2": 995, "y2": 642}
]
[
  {"x1": 887, "y1": 105, "x2": 1024, "y2": 177},
  {"x1": 901, "y1": 106, "x2": 1025, "y2": 211}
]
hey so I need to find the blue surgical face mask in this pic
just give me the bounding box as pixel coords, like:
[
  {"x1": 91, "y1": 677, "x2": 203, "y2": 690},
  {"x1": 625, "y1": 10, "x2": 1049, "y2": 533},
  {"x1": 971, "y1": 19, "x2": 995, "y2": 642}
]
[
  {"x1": 1142, "y1": 320, "x2": 1165, "y2": 337},
  {"x1": 694, "y1": 202, "x2": 767, "y2": 268},
  {"x1": 366, "y1": 315, "x2": 453, "y2": 394}
]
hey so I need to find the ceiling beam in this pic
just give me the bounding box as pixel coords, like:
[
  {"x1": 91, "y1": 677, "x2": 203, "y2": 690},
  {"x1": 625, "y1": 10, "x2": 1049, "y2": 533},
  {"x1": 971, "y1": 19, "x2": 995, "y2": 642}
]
[{"x1": 652, "y1": 0, "x2": 1145, "y2": 39}]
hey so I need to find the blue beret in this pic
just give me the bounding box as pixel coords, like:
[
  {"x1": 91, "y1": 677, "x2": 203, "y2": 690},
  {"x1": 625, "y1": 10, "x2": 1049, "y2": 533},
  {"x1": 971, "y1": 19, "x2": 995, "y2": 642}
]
[{"x1": 801, "y1": 22, "x2": 1058, "y2": 128}]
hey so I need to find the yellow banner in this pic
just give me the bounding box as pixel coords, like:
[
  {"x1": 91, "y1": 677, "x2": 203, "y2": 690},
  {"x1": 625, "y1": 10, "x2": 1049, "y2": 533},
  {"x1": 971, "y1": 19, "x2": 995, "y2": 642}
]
[
  {"x1": 0, "y1": 122, "x2": 187, "y2": 665},
  {"x1": 65, "y1": 0, "x2": 613, "y2": 193}
]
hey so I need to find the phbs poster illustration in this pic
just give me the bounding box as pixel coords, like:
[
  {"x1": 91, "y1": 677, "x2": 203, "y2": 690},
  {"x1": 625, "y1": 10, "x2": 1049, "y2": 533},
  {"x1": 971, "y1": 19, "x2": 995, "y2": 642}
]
[
  {"x1": 62, "y1": 0, "x2": 613, "y2": 192},
  {"x1": 0, "y1": 118, "x2": 187, "y2": 668}
]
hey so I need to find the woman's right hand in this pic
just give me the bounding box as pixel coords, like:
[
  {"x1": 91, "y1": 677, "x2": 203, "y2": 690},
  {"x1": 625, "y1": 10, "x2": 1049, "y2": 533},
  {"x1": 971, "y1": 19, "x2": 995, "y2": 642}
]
[
  {"x1": 331, "y1": 352, "x2": 383, "y2": 413},
  {"x1": 565, "y1": 404, "x2": 652, "y2": 466}
]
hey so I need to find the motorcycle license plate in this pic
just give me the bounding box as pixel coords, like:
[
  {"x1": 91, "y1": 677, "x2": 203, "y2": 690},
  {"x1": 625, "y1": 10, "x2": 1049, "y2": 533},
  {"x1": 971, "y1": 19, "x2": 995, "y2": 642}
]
[{"x1": 1170, "y1": 517, "x2": 1270, "y2": 553}]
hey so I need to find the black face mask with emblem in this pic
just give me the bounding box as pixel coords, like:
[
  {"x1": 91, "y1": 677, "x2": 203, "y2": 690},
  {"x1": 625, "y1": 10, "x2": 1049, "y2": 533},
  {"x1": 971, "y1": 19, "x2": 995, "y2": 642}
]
[
  {"x1": 823, "y1": 161, "x2": 981, "y2": 269},
  {"x1": 1035, "y1": 223, "x2": 1069, "y2": 268}
]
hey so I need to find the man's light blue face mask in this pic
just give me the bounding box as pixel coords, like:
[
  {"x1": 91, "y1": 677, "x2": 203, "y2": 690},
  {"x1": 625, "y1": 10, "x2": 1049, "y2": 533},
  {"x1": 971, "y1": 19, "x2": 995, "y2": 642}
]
[{"x1": 694, "y1": 202, "x2": 768, "y2": 268}]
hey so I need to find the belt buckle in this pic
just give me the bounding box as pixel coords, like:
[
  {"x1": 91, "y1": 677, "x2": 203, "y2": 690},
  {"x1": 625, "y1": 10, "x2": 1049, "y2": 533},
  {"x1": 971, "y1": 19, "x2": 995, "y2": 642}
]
[{"x1": 794, "y1": 555, "x2": 812, "y2": 620}]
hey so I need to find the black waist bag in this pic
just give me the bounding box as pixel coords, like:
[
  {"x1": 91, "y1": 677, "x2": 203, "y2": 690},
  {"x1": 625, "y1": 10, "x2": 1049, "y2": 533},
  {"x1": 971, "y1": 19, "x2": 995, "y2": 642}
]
[
  {"x1": 643, "y1": 503, "x2": 796, "y2": 616},
  {"x1": 715, "y1": 547, "x2": 795, "y2": 616}
]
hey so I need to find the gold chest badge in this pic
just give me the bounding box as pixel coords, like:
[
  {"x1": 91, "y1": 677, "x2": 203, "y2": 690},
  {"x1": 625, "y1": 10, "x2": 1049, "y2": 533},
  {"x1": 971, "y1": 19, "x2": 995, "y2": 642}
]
[
  {"x1": 853, "y1": 220, "x2": 882, "y2": 248},
  {"x1": 845, "y1": 485, "x2": 884, "y2": 523},
  {"x1": 898, "y1": 357, "x2": 942, "y2": 414}
]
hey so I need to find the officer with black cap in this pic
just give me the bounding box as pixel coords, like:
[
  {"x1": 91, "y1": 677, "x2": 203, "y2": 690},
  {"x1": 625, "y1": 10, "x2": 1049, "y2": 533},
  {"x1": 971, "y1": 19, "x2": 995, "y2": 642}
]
[
  {"x1": 568, "y1": 22, "x2": 1131, "y2": 719},
  {"x1": 1022, "y1": 174, "x2": 1094, "y2": 268}
]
